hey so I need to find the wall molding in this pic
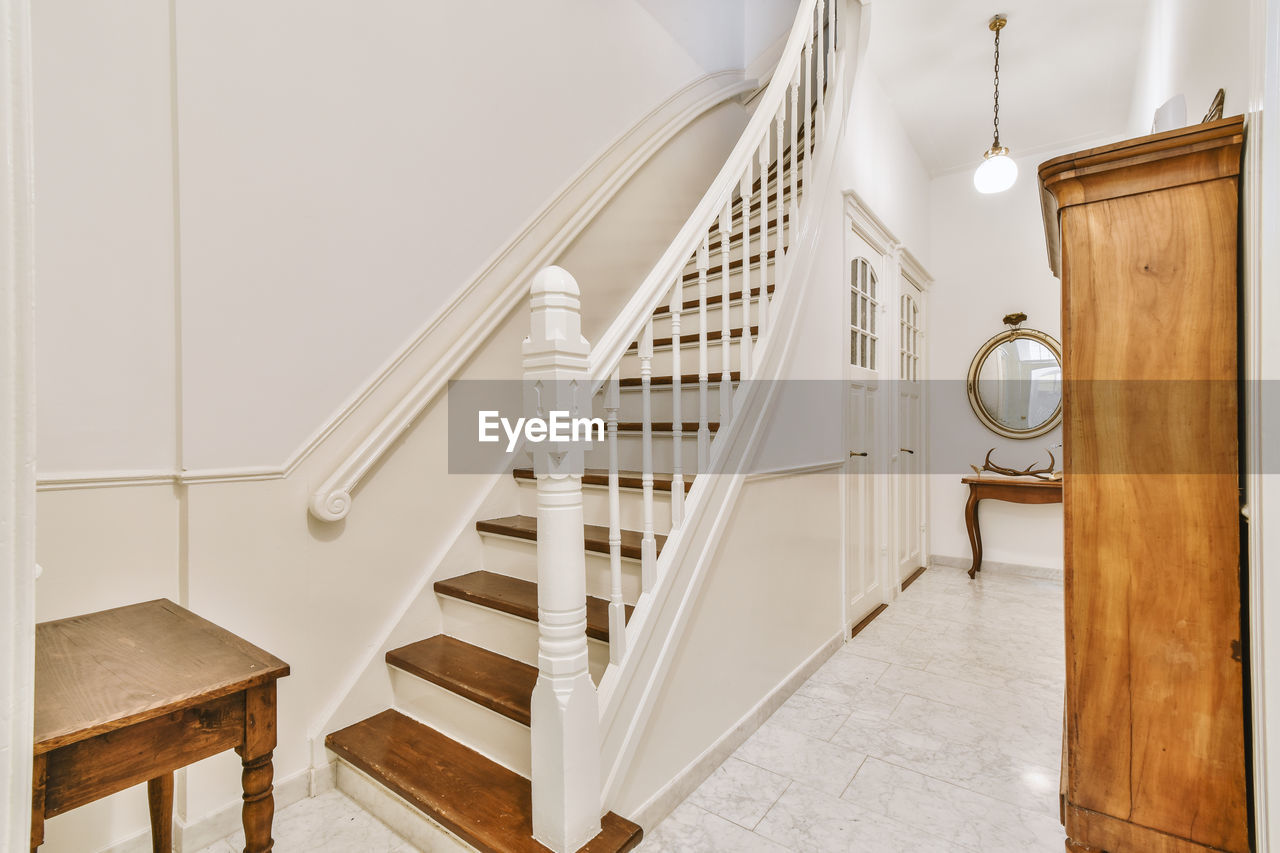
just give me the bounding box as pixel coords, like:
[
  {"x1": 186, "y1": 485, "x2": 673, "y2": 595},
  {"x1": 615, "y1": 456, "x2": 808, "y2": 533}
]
[
  {"x1": 745, "y1": 458, "x2": 845, "y2": 482},
  {"x1": 36, "y1": 71, "x2": 754, "y2": 496},
  {"x1": 1, "y1": 0, "x2": 38, "y2": 849}
]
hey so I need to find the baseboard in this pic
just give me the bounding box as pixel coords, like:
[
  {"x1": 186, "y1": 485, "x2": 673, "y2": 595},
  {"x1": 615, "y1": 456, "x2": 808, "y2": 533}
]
[
  {"x1": 929, "y1": 553, "x2": 1063, "y2": 581},
  {"x1": 628, "y1": 630, "x2": 845, "y2": 831}
]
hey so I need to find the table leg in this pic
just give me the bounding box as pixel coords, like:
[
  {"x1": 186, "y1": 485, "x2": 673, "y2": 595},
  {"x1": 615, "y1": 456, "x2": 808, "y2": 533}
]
[
  {"x1": 238, "y1": 683, "x2": 278, "y2": 853},
  {"x1": 965, "y1": 488, "x2": 983, "y2": 578},
  {"x1": 31, "y1": 753, "x2": 46, "y2": 852},
  {"x1": 148, "y1": 773, "x2": 173, "y2": 852}
]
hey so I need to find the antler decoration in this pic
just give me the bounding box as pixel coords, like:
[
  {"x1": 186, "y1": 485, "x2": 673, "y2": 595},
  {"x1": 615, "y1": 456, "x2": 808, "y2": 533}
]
[{"x1": 970, "y1": 448, "x2": 1059, "y2": 480}]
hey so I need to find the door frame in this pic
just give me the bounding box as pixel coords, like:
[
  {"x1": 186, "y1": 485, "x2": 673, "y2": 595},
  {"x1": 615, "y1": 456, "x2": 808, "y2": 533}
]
[
  {"x1": 2, "y1": 0, "x2": 38, "y2": 847},
  {"x1": 841, "y1": 193, "x2": 898, "y2": 629},
  {"x1": 842, "y1": 232, "x2": 889, "y2": 630},
  {"x1": 895, "y1": 253, "x2": 931, "y2": 584},
  {"x1": 843, "y1": 191, "x2": 934, "y2": 612}
]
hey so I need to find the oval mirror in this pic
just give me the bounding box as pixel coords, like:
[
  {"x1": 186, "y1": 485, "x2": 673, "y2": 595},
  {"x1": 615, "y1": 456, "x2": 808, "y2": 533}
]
[{"x1": 967, "y1": 327, "x2": 1062, "y2": 439}]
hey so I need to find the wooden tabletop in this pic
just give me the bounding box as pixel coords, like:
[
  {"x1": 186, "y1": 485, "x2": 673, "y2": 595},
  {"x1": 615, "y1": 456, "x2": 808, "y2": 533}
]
[
  {"x1": 961, "y1": 476, "x2": 1062, "y2": 489},
  {"x1": 35, "y1": 599, "x2": 289, "y2": 754}
]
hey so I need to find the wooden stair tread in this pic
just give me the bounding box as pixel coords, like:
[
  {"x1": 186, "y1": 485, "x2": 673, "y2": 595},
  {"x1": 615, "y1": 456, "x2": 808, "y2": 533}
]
[
  {"x1": 616, "y1": 421, "x2": 718, "y2": 433},
  {"x1": 513, "y1": 468, "x2": 693, "y2": 493},
  {"x1": 630, "y1": 325, "x2": 758, "y2": 351},
  {"x1": 326, "y1": 710, "x2": 642, "y2": 853},
  {"x1": 620, "y1": 371, "x2": 739, "y2": 388},
  {"x1": 435, "y1": 571, "x2": 632, "y2": 643},
  {"x1": 476, "y1": 515, "x2": 666, "y2": 561},
  {"x1": 386, "y1": 636, "x2": 535, "y2": 726},
  {"x1": 652, "y1": 286, "x2": 774, "y2": 317}
]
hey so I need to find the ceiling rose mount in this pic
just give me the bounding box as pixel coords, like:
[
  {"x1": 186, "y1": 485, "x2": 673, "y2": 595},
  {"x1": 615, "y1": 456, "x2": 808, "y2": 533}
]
[{"x1": 973, "y1": 13, "x2": 1017, "y2": 194}]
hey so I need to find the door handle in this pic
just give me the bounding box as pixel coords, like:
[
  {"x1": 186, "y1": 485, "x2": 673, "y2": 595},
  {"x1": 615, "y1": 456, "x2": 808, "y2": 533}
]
[
  {"x1": 899, "y1": 448, "x2": 915, "y2": 454},
  {"x1": 849, "y1": 451, "x2": 868, "y2": 457}
]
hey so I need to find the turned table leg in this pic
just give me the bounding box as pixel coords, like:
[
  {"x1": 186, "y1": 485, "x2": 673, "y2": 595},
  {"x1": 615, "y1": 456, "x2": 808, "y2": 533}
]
[
  {"x1": 238, "y1": 683, "x2": 278, "y2": 853},
  {"x1": 965, "y1": 487, "x2": 983, "y2": 578},
  {"x1": 148, "y1": 773, "x2": 173, "y2": 853}
]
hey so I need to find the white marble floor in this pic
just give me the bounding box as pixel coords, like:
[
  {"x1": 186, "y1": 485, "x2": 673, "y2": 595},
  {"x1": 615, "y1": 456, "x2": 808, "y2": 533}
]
[
  {"x1": 192, "y1": 791, "x2": 417, "y2": 853},
  {"x1": 195, "y1": 565, "x2": 1065, "y2": 853},
  {"x1": 636, "y1": 565, "x2": 1067, "y2": 853}
]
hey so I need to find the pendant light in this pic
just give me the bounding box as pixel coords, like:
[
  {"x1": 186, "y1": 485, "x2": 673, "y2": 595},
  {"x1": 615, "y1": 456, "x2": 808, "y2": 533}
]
[{"x1": 973, "y1": 14, "x2": 1017, "y2": 194}]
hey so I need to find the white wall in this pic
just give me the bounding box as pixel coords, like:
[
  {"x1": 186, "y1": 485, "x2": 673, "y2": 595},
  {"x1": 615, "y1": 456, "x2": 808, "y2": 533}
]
[
  {"x1": 31, "y1": 0, "x2": 777, "y2": 477},
  {"x1": 839, "y1": 69, "x2": 931, "y2": 265},
  {"x1": 925, "y1": 145, "x2": 1104, "y2": 574},
  {"x1": 31, "y1": 0, "x2": 178, "y2": 475},
  {"x1": 1129, "y1": 0, "x2": 1252, "y2": 134}
]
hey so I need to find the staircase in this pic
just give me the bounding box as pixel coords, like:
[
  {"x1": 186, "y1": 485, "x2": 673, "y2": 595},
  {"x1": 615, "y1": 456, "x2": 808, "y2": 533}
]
[{"x1": 324, "y1": 1, "x2": 843, "y2": 850}]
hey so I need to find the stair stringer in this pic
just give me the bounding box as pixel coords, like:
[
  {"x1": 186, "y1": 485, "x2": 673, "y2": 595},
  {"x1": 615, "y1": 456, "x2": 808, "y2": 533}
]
[{"x1": 596, "y1": 17, "x2": 862, "y2": 815}]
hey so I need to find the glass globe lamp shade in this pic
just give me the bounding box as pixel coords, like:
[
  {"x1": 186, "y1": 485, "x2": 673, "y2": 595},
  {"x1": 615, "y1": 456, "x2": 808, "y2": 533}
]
[{"x1": 973, "y1": 147, "x2": 1017, "y2": 194}]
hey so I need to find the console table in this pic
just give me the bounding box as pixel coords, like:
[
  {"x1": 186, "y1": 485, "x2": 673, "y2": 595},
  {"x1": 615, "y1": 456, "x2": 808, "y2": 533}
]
[
  {"x1": 32, "y1": 599, "x2": 290, "y2": 852},
  {"x1": 962, "y1": 476, "x2": 1062, "y2": 578}
]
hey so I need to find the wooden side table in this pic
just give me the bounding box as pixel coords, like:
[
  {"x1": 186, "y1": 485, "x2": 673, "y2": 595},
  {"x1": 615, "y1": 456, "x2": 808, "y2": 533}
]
[
  {"x1": 962, "y1": 476, "x2": 1063, "y2": 578},
  {"x1": 32, "y1": 599, "x2": 290, "y2": 852}
]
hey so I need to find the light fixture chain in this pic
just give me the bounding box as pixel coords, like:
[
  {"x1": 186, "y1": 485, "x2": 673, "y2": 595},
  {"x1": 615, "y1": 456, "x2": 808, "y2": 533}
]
[{"x1": 992, "y1": 24, "x2": 1001, "y2": 148}]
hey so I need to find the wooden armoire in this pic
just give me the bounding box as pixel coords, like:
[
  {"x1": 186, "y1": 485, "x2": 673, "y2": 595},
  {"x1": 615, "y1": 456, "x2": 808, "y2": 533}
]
[{"x1": 1039, "y1": 117, "x2": 1249, "y2": 853}]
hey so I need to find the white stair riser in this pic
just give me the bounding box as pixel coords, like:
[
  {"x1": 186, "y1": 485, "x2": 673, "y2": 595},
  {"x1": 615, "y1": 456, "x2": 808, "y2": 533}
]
[
  {"x1": 478, "y1": 534, "x2": 643, "y2": 605},
  {"x1": 389, "y1": 668, "x2": 531, "y2": 777},
  {"x1": 617, "y1": 336, "x2": 749, "y2": 379},
  {"x1": 648, "y1": 301, "x2": 751, "y2": 339},
  {"x1": 515, "y1": 476, "x2": 674, "y2": 535},
  {"x1": 610, "y1": 383, "x2": 734, "y2": 422},
  {"x1": 586, "y1": 432, "x2": 708, "y2": 475},
  {"x1": 676, "y1": 259, "x2": 778, "y2": 302},
  {"x1": 436, "y1": 595, "x2": 611, "y2": 682},
  {"x1": 334, "y1": 762, "x2": 475, "y2": 853}
]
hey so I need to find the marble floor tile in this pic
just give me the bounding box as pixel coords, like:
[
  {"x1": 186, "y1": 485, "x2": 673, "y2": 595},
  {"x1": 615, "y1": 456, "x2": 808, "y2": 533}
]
[
  {"x1": 189, "y1": 842, "x2": 236, "y2": 853},
  {"x1": 687, "y1": 757, "x2": 792, "y2": 830},
  {"x1": 754, "y1": 782, "x2": 956, "y2": 852},
  {"x1": 223, "y1": 791, "x2": 414, "y2": 852},
  {"x1": 765, "y1": 692, "x2": 855, "y2": 741},
  {"x1": 843, "y1": 758, "x2": 1065, "y2": 852},
  {"x1": 636, "y1": 803, "x2": 792, "y2": 853},
  {"x1": 734, "y1": 721, "x2": 869, "y2": 796}
]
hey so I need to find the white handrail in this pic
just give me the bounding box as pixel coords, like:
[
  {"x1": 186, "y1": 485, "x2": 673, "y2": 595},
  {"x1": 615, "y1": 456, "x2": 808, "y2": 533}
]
[{"x1": 587, "y1": 0, "x2": 819, "y2": 386}]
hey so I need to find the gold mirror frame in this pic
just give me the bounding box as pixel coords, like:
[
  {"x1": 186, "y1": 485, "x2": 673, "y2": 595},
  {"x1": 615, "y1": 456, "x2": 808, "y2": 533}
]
[{"x1": 966, "y1": 327, "x2": 1063, "y2": 439}]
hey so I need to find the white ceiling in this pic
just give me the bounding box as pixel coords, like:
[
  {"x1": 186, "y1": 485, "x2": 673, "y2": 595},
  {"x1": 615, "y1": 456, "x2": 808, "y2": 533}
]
[{"x1": 868, "y1": 0, "x2": 1152, "y2": 175}]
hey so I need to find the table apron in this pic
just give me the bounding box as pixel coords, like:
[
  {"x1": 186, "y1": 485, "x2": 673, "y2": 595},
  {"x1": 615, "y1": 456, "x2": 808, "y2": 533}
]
[{"x1": 42, "y1": 691, "x2": 245, "y2": 817}]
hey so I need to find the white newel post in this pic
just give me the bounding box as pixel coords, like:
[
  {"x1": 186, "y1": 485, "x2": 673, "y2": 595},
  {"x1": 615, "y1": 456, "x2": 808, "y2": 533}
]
[{"x1": 523, "y1": 267, "x2": 602, "y2": 853}]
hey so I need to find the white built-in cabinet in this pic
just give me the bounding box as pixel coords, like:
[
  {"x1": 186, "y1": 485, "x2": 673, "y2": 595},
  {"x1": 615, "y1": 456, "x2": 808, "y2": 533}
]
[{"x1": 842, "y1": 193, "x2": 930, "y2": 631}]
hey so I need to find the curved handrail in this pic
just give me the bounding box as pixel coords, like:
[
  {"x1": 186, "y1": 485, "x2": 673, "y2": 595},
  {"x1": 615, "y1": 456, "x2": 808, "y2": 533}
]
[{"x1": 587, "y1": 0, "x2": 820, "y2": 387}]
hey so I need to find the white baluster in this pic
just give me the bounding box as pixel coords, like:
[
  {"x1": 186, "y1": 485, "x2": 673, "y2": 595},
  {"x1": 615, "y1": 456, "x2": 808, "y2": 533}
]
[
  {"x1": 789, "y1": 68, "x2": 800, "y2": 244},
  {"x1": 757, "y1": 133, "x2": 770, "y2": 347},
  {"x1": 639, "y1": 318, "x2": 657, "y2": 590},
  {"x1": 522, "y1": 266, "x2": 600, "y2": 853},
  {"x1": 816, "y1": 0, "x2": 827, "y2": 135},
  {"x1": 738, "y1": 168, "x2": 754, "y2": 387},
  {"x1": 803, "y1": 39, "x2": 813, "y2": 191},
  {"x1": 775, "y1": 100, "x2": 786, "y2": 278},
  {"x1": 718, "y1": 201, "x2": 733, "y2": 430},
  {"x1": 696, "y1": 235, "x2": 710, "y2": 473},
  {"x1": 668, "y1": 280, "x2": 685, "y2": 527},
  {"x1": 604, "y1": 369, "x2": 624, "y2": 665},
  {"x1": 828, "y1": 0, "x2": 837, "y2": 75}
]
